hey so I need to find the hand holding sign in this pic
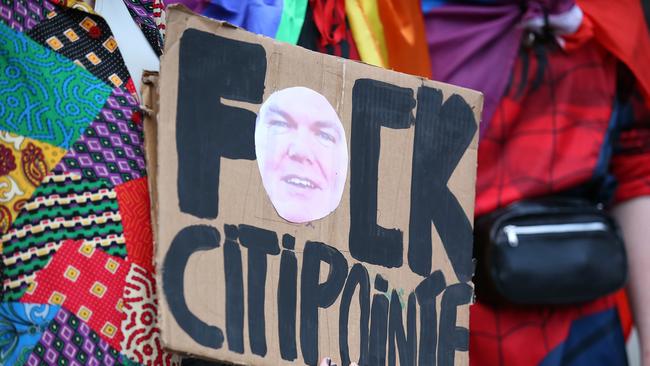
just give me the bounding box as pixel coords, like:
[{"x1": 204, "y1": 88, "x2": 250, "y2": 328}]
[{"x1": 320, "y1": 357, "x2": 359, "y2": 366}]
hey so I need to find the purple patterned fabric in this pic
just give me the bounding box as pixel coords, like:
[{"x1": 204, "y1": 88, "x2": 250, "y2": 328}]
[
  {"x1": 53, "y1": 87, "x2": 146, "y2": 187},
  {"x1": 121, "y1": 0, "x2": 163, "y2": 55},
  {"x1": 25, "y1": 308, "x2": 121, "y2": 366},
  {"x1": 423, "y1": 0, "x2": 576, "y2": 135},
  {"x1": 0, "y1": 0, "x2": 55, "y2": 32}
]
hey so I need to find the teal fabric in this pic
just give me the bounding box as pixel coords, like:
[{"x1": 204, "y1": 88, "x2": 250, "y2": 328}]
[
  {"x1": 0, "y1": 22, "x2": 111, "y2": 149},
  {"x1": 121, "y1": 355, "x2": 146, "y2": 365},
  {"x1": 0, "y1": 303, "x2": 60, "y2": 366},
  {"x1": 275, "y1": 0, "x2": 308, "y2": 44}
]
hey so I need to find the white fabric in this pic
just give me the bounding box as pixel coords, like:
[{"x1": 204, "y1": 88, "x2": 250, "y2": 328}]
[
  {"x1": 522, "y1": 4, "x2": 584, "y2": 35},
  {"x1": 94, "y1": 0, "x2": 160, "y2": 98}
]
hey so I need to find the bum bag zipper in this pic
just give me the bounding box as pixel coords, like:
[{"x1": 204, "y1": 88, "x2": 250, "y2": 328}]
[{"x1": 502, "y1": 222, "x2": 608, "y2": 247}]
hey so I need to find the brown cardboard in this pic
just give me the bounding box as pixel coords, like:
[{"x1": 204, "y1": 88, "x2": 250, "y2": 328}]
[{"x1": 152, "y1": 5, "x2": 483, "y2": 365}]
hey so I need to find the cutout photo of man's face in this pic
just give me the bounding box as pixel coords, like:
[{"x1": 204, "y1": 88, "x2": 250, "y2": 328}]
[{"x1": 255, "y1": 87, "x2": 348, "y2": 223}]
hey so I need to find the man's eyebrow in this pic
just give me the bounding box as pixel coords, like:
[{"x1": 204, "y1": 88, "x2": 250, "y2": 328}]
[
  {"x1": 266, "y1": 104, "x2": 295, "y2": 124},
  {"x1": 313, "y1": 120, "x2": 343, "y2": 139}
]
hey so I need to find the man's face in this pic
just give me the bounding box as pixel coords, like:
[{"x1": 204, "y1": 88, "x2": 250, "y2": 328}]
[{"x1": 255, "y1": 87, "x2": 348, "y2": 223}]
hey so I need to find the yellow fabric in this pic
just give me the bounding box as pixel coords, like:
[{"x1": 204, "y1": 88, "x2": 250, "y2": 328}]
[
  {"x1": 0, "y1": 131, "x2": 66, "y2": 234},
  {"x1": 58, "y1": 0, "x2": 97, "y2": 14},
  {"x1": 345, "y1": 0, "x2": 388, "y2": 68}
]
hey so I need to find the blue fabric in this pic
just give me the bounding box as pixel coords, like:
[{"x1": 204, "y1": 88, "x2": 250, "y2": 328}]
[
  {"x1": 422, "y1": 0, "x2": 449, "y2": 12},
  {"x1": 590, "y1": 98, "x2": 625, "y2": 203},
  {"x1": 0, "y1": 303, "x2": 60, "y2": 366},
  {"x1": 202, "y1": 0, "x2": 284, "y2": 38},
  {"x1": 422, "y1": 0, "x2": 502, "y2": 12},
  {"x1": 540, "y1": 308, "x2": 628, "y2": 366},
  {"x1": 575, "y1": 89, "x2": 638, "y2": 203}
]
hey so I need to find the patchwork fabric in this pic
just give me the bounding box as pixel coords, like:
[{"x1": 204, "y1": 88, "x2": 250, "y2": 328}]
[
  {"x1": 53, "y1": 87, "x2": 146, "y2": 186},
  {"x1": 0, "y1": 132, "x2": 66, "y2": 234},
  {"x1": 0, "y1": 0, "x2": 55, "y2": 33},
  {"x1": 121, "y1": 264, "x2": 181, "y2": 366},
  {"x1": 25, "y1": 307, "x2": 122, "y2": 366},
  {"x1": 27, "y1": 7, "x2": 132, "y2": 89},
  {"x1": 49, "y1": 0, "x2": 97, "y2": 14},
  {"x1": 0, "y1": 21, "x2": 111, "y2": 149},
  {"x1": 0, "y1": 302, "x2": 60, "y2": 366},
  {"x1": 120, "y1": 355, "x2": 145, "y2": 365},
  {"x1": 115, "y1": 178, "x2": 153, "y2": 272},
  {"x1": 21, "y1": 240, "x2": 129, "y2": 350},
  {"x1": 121, "y1": 0, "x2": 163, "y2": 55},
  {"x1": 152, "y1": 0, "x2": 165, "y2": 38},
  {"x1": 2, "y1": 173, "x2": 126, "y2": 301}
]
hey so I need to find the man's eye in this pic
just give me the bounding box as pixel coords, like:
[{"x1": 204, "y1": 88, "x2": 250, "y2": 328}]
[
  {"x1": 268, "y1": 120, "x2": 291, "y2": 134},
  {"x1": 269, "y1": 120, "x2": 289, "y2": 128},
  {"x1": 317, "y1": 130, "x2": 336, "y2": 144}
]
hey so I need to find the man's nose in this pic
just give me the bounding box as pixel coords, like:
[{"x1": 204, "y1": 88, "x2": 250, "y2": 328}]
[{"x1": 286, "y1": 135, "x2": 314, "y2": 164}]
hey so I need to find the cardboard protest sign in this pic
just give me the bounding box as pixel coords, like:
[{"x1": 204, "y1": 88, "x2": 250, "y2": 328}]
[{"x1": 150, "y1": 5, "x2": 483, "y2": 365}]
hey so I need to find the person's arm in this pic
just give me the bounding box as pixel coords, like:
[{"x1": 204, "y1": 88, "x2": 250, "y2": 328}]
[{"x1": 613, "y1": 196, "x2": 650, "y2": 365}]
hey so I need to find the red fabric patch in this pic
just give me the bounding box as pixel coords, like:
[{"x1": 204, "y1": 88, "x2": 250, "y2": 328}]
[
  {"x1": 611, "y1": 93, "x2": 650, "y2": 203},
  {"x1": 116, "y1": 177, "x2": 154, "y2": 273},
  {"x1": 612, "y1": 153, "x2": 650, "y2": 203},
  {"x1": 614, "y1": 289, "x2": 633, "y2": 339},
  {"x1": 20, "y1": 240, "x2": 128, "y2": 351},
  {"x1": 579, "y1": 0, "x2": 650, "y2": 107},
  {"x1": 125, "y1": 78, "x2": 137, "y2": 97},
  {"x1": 88, "y1": 25, "x2": 102, "y2": 39},
  {"x1": 121, "y1": 264, "x2": 181, "y2": 366},
  {"x1": 131, "y1": 110, "x2": 143, "y2": 124}
]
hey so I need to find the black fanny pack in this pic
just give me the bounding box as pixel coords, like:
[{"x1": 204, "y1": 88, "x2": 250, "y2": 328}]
[{"x1": 474, "y1": 198, "x2": 628, "y2": 305}]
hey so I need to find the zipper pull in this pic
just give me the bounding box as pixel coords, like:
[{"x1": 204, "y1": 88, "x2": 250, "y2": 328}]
[{"x1": 503, "y1": 225, "x2": 519, "y2": 247}]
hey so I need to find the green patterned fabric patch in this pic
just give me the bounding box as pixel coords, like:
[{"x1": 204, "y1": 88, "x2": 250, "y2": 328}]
[
  {"x1": 1, "y1": 173, "x2": 126, "y2": 301},
  {"x1": 0, "y1": 22, "x2": 111, "y2": 149}
]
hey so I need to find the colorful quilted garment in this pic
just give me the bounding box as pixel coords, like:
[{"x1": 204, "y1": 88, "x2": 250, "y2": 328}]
[{"x1": 0, "y1": 2, "x2": 176, "y2": 364}]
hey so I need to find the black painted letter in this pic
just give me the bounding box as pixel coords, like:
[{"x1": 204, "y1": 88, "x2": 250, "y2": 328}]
[
  {"x1": 415, "y1": 270, "x2": 446, "y2": 366},
  {"x1": 349, "y1": 79, "x2": 415, "y2": 268},
  {"x1": 369, "y1": 275, "x2": 390, "y2": 366},
  {"x1": 278, "y1": 235, "x2": 298, "y2": 361},
  {"x1": 238, "y1": 224, "x2": 280, "y2": 357},
  {"x1": 438, "y1": 283, "x2": 472, "y2": 366},
  {"x1": 409, "y1": 87, "x2": 477, "y2": 279},
  {"x1": 388, "y1": 291, "x2": 416, "y2": 366},
  {"x1": 224, "y1": 225, "x2": 244, "y2": 353},
  {"x1": 163, "y1": 225, "x2": 224, "y2": 349},
  {"x1": 339, "y1": 264, "x2": 370, "y2": 366},
  {"x1": 176, "y1": 29, "x2": 266, "y2": 219},
  {"x1": 300, "y1": 241, "x2": 349, "y2": 365}
]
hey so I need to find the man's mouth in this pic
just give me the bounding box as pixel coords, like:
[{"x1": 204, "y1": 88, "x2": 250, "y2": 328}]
[{"x1": 282, "y1": 175, "x2": 321, "y2": 190}]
